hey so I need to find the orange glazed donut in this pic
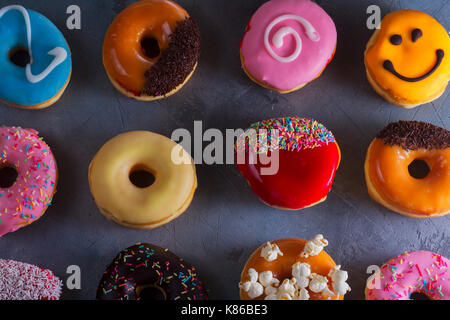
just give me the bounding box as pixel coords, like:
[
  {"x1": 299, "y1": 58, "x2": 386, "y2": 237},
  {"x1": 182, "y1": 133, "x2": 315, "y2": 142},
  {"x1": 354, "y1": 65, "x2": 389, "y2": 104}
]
[
  {"x1": 364, "y1": 121, "x2": 450, "y2": 218},
  {"x1": 103, "y1": 0, "x2": 201, "y2": 100},
  {"x1": 239, "y1": 235, "x2": 351, "y2": 300}
]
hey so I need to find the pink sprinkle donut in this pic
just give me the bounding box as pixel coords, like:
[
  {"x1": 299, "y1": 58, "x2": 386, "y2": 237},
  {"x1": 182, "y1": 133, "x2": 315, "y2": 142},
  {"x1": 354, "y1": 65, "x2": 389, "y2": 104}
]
[
  {"x1": 240, "y1": 0, "x2": 337, "y2": 93},
  {"x1": 0, "y1": 259, "x2": 62, "y2": 300},
  {"x1": 366, "y1": 251, "x2": 450, "y2": 300},
  {"x1": 0, "y1": 127, "x2": 57, "y2": 237}
]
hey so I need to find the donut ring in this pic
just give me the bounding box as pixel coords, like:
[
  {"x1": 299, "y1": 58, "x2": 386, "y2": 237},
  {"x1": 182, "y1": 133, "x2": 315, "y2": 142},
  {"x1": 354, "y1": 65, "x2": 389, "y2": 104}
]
[
  {"x1": 0, "y1": 127, "x2": 58, "y2": 237},
  {"x1": 0, "y1": 5, "x2": 71, "y2": 109},
  {"x1": 366, "y1": 251, "x2": 450, "y2": 300},
  {"x1": 88, "y1": 130, "x2": 197, "y2": 229},
  {"x1": 103, "y1": 0, "x2": 201, "y2": 100},
  {"x1": 0, "y1": 259, "x2": 62, "y2": 300},
  {"x1": 364, "y1": 121, "x2": 450, "y2": 218},
  {"x1": 97, "y1": 243, "x2": 208, "y2": 300},
  {"x1": 239, "y1": 235, "x2": 350, "y2": 300},
  {"x1": 240, "y1": 0, "x2": 337, "y2": 93},
  {"x1": 235, "y1": 117, "x2": 340, "y2": 210}
]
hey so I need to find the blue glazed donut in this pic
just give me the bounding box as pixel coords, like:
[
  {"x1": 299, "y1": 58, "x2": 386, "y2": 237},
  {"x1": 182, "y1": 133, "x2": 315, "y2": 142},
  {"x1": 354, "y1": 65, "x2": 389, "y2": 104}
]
[{"x1": 0, "y1": 5, "x2": 71, "y2": 109}]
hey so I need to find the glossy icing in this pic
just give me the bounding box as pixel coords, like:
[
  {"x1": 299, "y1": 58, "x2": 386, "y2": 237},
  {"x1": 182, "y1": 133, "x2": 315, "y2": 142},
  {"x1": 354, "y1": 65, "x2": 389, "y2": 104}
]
[
  {"x1": 240, "y1": 0, "x2": 337, "y2": 91},
  {"x1": 0, "y1": 127, "x2": 57, "y2": 237},
  {"x1": 365, "y1": 138, "x2": 450, "y2": 216},
  {"x1": 0, "y1": 5, "x2": 71, "y2": 106},
  {"x1": 103, "y1": 0, "x2": 188, "y2": 94},
  {"x1": 88, "y1": 130, "x2": 197, "y2": 229},
  {"x1": 365, "y1": 10, "x2": 450, "y2": 104},
  {"x1": 236, "y1": 117, "x2": 340, "y2": 210},
  {"x1": 97, "y1": 243, "x2": 208, "y2": 300},
  {"x1": 366, "y1": 251, "x2": 450, "y2": 300},
  {"x1": 240, "y1": 238, "x2": 343, "y2": 300}
]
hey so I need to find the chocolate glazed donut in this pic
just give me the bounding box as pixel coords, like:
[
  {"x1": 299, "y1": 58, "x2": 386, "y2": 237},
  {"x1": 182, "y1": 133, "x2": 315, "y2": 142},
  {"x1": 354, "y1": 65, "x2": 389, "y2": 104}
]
[{"x1": 97, "y1": 243, "x2": 208, "y2": 300}]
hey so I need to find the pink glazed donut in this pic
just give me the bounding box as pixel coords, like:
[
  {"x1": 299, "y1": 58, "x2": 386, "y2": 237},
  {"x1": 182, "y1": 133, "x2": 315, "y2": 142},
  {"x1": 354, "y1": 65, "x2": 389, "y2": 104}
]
[
  {"x1": 239, "y1": 0, "x2": 337, "y2": 93},
  {"x1": 366, "y1": 251, "x2": 450, "y2": 300},
  {"x1": 0, "y1": 127, "x2": 57, "y2": 237}
]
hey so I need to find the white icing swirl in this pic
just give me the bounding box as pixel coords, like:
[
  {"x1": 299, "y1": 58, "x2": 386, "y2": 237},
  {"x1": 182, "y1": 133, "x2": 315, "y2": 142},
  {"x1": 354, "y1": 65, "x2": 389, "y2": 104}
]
[
  {"x1": 264, "y1": 14, "x2": 320, "y2": 63},
  {"x1": 0, "y1": 5, "x2": 67, "y2": 83}
]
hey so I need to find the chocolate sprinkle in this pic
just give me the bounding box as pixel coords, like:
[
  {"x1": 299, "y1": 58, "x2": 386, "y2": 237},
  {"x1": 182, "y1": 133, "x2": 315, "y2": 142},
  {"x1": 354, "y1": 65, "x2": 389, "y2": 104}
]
[
  {"x1": 377, "y1": 120, "x2": 450, "y2": 150},
  {"x1": 141, "y1": 18, "x2": 201, "y2": 97}
]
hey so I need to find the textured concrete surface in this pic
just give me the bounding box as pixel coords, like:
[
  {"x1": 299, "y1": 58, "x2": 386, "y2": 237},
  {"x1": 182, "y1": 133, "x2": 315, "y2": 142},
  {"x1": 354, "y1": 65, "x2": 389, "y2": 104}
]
[{"x1": 0, "y1": 0, "x2": 448, "y2": 300}]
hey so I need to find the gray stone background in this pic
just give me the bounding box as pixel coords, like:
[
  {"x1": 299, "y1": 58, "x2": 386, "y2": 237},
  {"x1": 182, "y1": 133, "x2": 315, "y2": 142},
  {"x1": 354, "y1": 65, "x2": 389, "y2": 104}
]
[{"x1": 0, "y1": 0, "x2": 448, "y2": 300}]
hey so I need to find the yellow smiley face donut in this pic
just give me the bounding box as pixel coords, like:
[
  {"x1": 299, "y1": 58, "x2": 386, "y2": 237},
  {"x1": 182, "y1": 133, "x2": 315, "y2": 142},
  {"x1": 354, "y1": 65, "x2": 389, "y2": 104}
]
[
  {"x1": 88, "y1": 131, "x2": 197, "y2": 229},
  {"x1": 364, "y1": 10, "x2": 450, "y2": 108}
]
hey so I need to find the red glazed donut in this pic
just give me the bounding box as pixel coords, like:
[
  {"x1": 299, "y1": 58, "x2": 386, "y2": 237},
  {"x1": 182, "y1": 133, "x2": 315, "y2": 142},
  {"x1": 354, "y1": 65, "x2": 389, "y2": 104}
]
[{"x1": 235, "y1": 117, "x2": 340, "y2": 210}]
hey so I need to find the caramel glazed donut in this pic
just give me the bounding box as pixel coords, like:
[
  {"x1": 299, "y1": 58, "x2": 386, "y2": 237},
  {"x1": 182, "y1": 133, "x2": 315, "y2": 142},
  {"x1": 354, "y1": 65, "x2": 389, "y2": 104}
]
[
  {"x1": 103, "y1": 0, "x2": 201, "y2": 101},
  {"x1": 365, "y1": 120, "x2": 450, "y2": 218},
  {"x1": 239, "y1": 235, "x2": 351, "y2": 300},
  {"x1": 97, "y1": 243, "x2": 208, "y2": 300}
]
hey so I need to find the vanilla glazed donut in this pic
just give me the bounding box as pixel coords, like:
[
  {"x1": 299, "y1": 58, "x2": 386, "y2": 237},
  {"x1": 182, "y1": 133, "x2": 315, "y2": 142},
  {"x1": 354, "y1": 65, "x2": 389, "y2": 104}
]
[
  {"x1": 366, "y1": 251, "x2": 450, "y2": 300},
  {"x1": 0, "y1": 259, "x2": 62, "y2": 300},
  {"x1": 239, "y1": 235, "x2": 351, "y2": 300},
  {"x1": 0, "y1": 5, "x2": 71, "y2": 109},
  {"x1": 364, "y1": 120, "x2": 450, "y2": 218},
  {"x1": 88, "y1": 130, "x2": 196, "y2": 229},
  {"x1": 103, "y1": 0, "x2": 201, "y2": 100},
  {"x1": 0, "y1": 126, "x2": 58, "y2": 237},
  {"x1": 97, "y1": 243, "x2": 208, "y2": 300}
]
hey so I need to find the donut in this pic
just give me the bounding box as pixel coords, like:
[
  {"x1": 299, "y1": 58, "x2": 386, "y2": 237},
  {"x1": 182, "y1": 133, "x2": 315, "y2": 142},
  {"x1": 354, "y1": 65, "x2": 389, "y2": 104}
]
[
  {"x1": 239, "y1": 235, "x2": 351, "y2": 300},
  {"x1": 364, "y1": 9, "x2": 450, "y2": 108},
  {"x1": 88, "y1": 130, "x2": 197, "y2": 229},
  {"x1": 364, "y1": 121, "x2": 450, "y2": 218},
  {"x1": 97, "y1": 243, "x2": 208, "y2": 300},
  {"x1": 366, "y1": 251, "x2": 450, "y2": 300},
  {"x1": 103, "y1": 0, "x2": 201, "y2": 101},
  {"x1": 239, "y1": 0, "x2": 337, "y2": 93},
  {"x1": 0, "y1": 5, "x2": 71, "y2": 109},
  {"x1": 0, "y1": 259, "x2": 62, "y2": 300},
  {"x1": 0, "y1": 127, "x2": 57, "y2": 237},
  {"x1": 235, "y1": 117, "x2": 340, "y2": 210}
]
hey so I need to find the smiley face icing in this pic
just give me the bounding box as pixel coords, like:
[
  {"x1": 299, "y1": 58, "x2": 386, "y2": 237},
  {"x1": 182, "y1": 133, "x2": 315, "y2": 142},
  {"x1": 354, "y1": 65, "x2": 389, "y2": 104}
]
[{"x1": 364, "y1": 10, "x2": 450, "y2": 108}]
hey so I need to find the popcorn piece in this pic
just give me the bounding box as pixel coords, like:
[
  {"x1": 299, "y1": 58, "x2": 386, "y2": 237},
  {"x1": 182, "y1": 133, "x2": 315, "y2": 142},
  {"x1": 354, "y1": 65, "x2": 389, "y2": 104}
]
[
  {"x1": 260, "y1": 242, "x2": 284, "y2": 262},
  {"x1": 292, "y1": 262, "x2": 311, "y2": 288},
  {"x1": 301, "y1": 234, "x2": 329, "y2": 258},
  {"x1": 328, "y1": 265, "x2": 351, "y2": 296},
  {"x1": 308, "y1": 273, "x2": 329, "y2": 293},
  {"x1": 264, "y1": 293, "x2": 278, "y2": 300},
  {"x1": 265, "y1": 284, "x2": 278, "y2": 296},
  {"x1": 278, "y1": 292, "x2": 293, "y2": 300},
  {"x1": 278, "y1": 278, "x2": 297, "y2": 298},
  {"x1": 258, "y1": 271, "x2": 278, "y2": 287},
  {"x1": 239, "y1": 268, "x2": 264, "y2": 299},
  {"x1": 296, "y1": 287, "x2": 310, "y2": 300}
]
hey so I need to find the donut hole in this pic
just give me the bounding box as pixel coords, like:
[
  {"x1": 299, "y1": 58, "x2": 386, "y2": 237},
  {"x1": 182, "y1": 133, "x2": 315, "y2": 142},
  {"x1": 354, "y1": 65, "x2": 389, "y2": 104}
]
[
  {"x1": 9, "y1": 46, "x2": 31, "y2": 67},
  {"x1": 140, "y1": 37, "x2": 160, "y2": 59},
  {"x1": 0, "y1": 166, "x2": 19, "y2": 188},
  {"x1": 408, "y1": 159, "x2": 430, "y2": 179},
  {"x1": 129, "y1": 167, "x2": 155, "y2": 188},
  {"x1": 136, "y1": 284, "x2": 166, "y2": 300},
  {"x1": 410, "y1": 292, "x2": 430, "y2": 300}
]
